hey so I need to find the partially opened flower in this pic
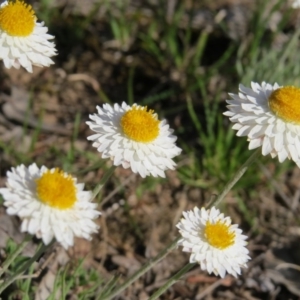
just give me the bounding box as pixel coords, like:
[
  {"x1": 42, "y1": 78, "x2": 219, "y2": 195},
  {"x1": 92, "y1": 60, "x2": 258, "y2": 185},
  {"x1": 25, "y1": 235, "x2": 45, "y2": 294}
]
[
  {"x1": 224, "y1": 82, "x2": 300, "y2": 167},
  {"x1": 177, "y1": 206, "x2": 250, "y2": 278},
  {"x1": 86, "y1": 102, "x2": 182, "y2": 178},
  {"x1": 0, "y1": 164, "x2": 100, "y2": 249},
  {"x1": 0, "y1": 0, "x2": 57, "y2": 72}
]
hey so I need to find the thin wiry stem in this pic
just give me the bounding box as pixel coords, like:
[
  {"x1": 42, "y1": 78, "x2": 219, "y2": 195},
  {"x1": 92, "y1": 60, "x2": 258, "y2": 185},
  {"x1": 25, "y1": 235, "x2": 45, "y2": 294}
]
[
  {"x1": 101, "y1": 149, "x2": 260, "y2": 299},
  {"x1": 149, "y1": 263, "x2": 194, "y2": 300},
  {"x1": 0, "y1": 240, "x2": 54, "y2": 294},
  {"x1": 149, "y1": 149, "x2": 260, "y2": 297},
  {"x1": 92, "y1": 165, "x2": 116, "y2": 200},
  {"x1": 0, "y1": 235, "x2": 31, "y2": 278},
  {"x1": 101, "y1": 237, "x2": 180, "y2": 300},
  {"x1": 206, "y1": 148, "x2": 260, "y2": 208}
]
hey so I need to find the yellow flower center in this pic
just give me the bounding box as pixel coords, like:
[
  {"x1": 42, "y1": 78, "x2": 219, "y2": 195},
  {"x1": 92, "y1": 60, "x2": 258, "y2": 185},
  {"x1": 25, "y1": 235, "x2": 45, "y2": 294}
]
[
  {"x1": 0, "y1": 0, "x2": 36, "y2": 37},
  {"x1": 35, "y1": 168, "x2": 77, "y2": 210},
  {"x1": 268, "y1": 86, "x2": 300, "y2": 124},
  {"x1": 120, "y1": 105, "x2": 160, "y2": 142},
  {"x1": 204, "y1": 220, "x2": 235, "y2": 249}
]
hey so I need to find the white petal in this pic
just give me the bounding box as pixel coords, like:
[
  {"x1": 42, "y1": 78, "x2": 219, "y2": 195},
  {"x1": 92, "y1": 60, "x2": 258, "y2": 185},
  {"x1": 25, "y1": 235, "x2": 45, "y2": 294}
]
[
  {"x1": 86, "y1": 103, "x2": 182, "y2": 178},
  {"x1": 224, "y1": 82, "x2": 300, "y2": 167},
  {"x1": 0, "y1": 164, "x2": 100, "y2": 249},
  {"x1": 176, "y1": 206, "x2": 250, "y2": 278},
  {"x1": 0, "y1": 2, "x2": 57, "y2": 72}
]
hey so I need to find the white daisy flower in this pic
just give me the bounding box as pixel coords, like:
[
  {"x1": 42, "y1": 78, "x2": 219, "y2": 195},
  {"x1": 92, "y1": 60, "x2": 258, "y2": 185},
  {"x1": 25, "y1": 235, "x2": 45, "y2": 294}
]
[
  {"x1": 86, "y1": 102, "x2": 182, "y2": 178},
  {"x1": 0, "y1": 0, "x2": 57, "y2": 72},
  {"x1": 176, "y1": 206, "x2": 250, "y2": 278},
  {"x1": 224, "y1": 82, "x2": 300, "y2": 166},
  {"x1": 0, "y1": 163, "x2": 100, "y2": 249}
]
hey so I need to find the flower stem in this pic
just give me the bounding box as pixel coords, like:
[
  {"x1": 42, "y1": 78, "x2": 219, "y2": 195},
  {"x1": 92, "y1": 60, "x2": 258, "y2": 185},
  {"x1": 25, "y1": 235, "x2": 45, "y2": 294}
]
[
  {"x1": 206, "y1": 148, "x2": 260, "y2": 208},
  {"x1": 101, "y1": 237, "x2": 180, "y2": 300},
  {"x1": 0, "y1": 235, "x2": 32, "y2": 277},
  {"x1": 148, "y1": 149, "x2": 260, "y2": 298},
  {"x1": 149, "y1": 263, "x2": 194, "y2": 300},
  {"x1": 0, "y1": 240, "x2": 54, "y2": 294},
  {"x1": 92, "y1": 165, "x2": 116, "y2": 200},
  {"x1": 100, "y1": 149, "x2": 260, "y2": 299}
]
